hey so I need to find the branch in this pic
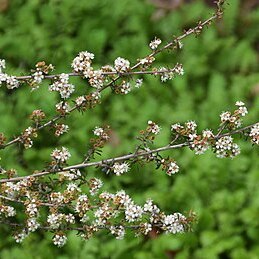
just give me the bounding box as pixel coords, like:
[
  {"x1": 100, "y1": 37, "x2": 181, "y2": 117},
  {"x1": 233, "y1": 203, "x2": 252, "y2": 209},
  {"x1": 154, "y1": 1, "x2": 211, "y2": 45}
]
[
  {"x1": 1, "y1": 8, "x2": 222, "y2": 150},
  {"x1": 0, "y1": 121, "x2": 256, "y2": 184}
]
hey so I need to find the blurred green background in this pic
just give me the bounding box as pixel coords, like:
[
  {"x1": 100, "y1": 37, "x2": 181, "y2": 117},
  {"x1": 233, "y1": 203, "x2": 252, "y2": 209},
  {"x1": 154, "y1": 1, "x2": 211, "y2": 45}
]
[{"x1": 0, "y1": 0, "x2": 259, "y2": 258}]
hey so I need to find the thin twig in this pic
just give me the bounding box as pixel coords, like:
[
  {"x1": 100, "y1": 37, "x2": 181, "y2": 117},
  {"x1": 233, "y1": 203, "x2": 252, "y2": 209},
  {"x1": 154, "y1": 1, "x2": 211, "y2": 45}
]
[
  {"x1": 0, "y1": 122, "x2": 257, "y2": 184},
  {"x1": 2, "y1": 10, "x2": 220, "y2": 150}
]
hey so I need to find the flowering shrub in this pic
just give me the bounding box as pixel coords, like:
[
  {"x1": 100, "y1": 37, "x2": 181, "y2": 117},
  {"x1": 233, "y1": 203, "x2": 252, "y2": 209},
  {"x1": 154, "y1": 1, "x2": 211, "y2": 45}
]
[{"x1": 0, "y1": 0, "x2": 258, "y2": 249}]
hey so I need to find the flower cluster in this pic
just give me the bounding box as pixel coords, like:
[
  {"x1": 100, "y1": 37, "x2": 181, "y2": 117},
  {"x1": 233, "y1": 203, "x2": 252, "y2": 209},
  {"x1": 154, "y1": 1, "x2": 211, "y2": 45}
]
[
  {"x1": 71, "y1": 51, "x2": 94, "y2": 75},
  {"x1": 214, "y1": 136, "x2": 240, "y2": 158},
  {"x1": 149, "y1": 37, "x2": 162, "y2": 50},
  {"x1": 159, "y1": 64, "x2": 184, "y2": 82},
  {"x1": 112, "y1": 162, "x2": 130, "y2": 176},
  {"x1": 53, "y1": 233, "x2": 67, "y2": 247},
  {"x1": 114, "y1": 57, "x2": 130, "y2": 72},
  {"x1": 51, "y1": 147, "x2": 71, "y2": 164},
  {"x1": 56, "y1": 101, "x2": 70, "y2": 115},
  {"x1": 220, "y1": 101, "x2": 248, "y2": 129},
  {"x1": 30, "y1": 109, "x2": 46, "y2": 123},
  {"x1": 49, "y1": 73, "x2": 75, "y2": 99},
  {"x1": 54, "y1": 124, "x2": 69, "y2": 137},
  {"x1": 20, "y1": 127, "x2": 38, "y2": 149},
  {"x1": 249, "y1": 123, "x2": 259, "y2": 145},
  {"x1": 30, "y1": 61, "x2": 54, "y2": 90}
]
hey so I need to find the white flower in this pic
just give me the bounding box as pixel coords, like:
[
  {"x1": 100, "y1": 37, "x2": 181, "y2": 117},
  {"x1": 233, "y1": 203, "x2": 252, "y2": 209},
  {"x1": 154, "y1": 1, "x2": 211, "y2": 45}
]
[
  {"x1": 27, "y1": 218, "x2": 40, "y2": 232},
  {"x1": 55, "y1": 101, "x2": 70, "y2": 113},
  {"x1": 14, "y1": 229, "x2": 28, "y2": 243},
  {"x1": 51, "y1": 147, "x2": 71, "y2": 163},
  {"x1": 220, "y1": 111, "x2": 231, "y2": 123},
  {"x1": 47, "y1": 213, "x2": 62, "y2": 229},
  {"x1": 235, "y1": 101, "x2": 245, "y2": 106},
  {"x1": 89, "y1": 178, "x2": 103, "y2": 196},
  {"x1": 249, "y1": 123, "x2": 259, "y2": 145},
  {"x1": 33, "y1": 71, "x2": 44, "y2": 84},
  {"x1": 148, "y1": 120, "x2": 161, "y2": 135},
  {"x1": 135, "y1": 78, "x2": 143, "y2": 88},
  {"x1": 6, "y1": 75, "x2": 19, "y2": 89},
  {"x1": 112, "y1": 162, "x2": 130, "y2": 176},
  {"x1": 53, "y1": 234, "x2": 67, "y2": 247},
  {"x1": 93, "y1": 127, "x2": 104, "y2": 136},
  {"x1": 162, "y1": 213, "x2": 186, "y2": 234},
  {"x1": 114, "y1": 57, "x2": 130, "y2": 72},
  {"x1": 72, "y1": 51, "x2": 94, "y2": 73},
  {"x1": 125, "y1": 202, "x2": 143, "y2": 222},
  {"x1": 49, "y1": 73, "x2": 75, "y2": 99},
  {"x1": 186, "y1": 121, "x2": 197, "y2": 131},
  {"x1": 149, "y1": 37, "x2": 162, "y2": 50},
  {"x1": 67, "y1": 183, "x2": 81, "y2": 192},
  {"x1": 0, "y1": 59, "x2": 6, "y2": 71},
  {"x1": 120, "y1": 81, "x2": 131, "y2": 94},
  {"x1": 238, "y1": 106, "x2": 248, "y2": 117},
  {"x1": 65, "y1": 213, "x2": 75, "y2": 224},
  {"x1": 110, "y1": 226, "x2": 125, "y2": 239},
  {"x1": 143, "y1": 199, "x2": 154, "y2": 212},
  {"x1": 202, "y1": 129, "x2": 214, "y2": 138},
  {"x1": 175, "y1": 64, "x2": 184, "y2": 75},
  {"x1": 215, "y1": 136, "x2": 240, "y2": 158},
  {"x1": 166, "y1": 161, "x2": 179, "y2": 176},
  {"x1": 26, "y1": 201, "x2": 38, "y2": 217},
  {"x1": 55, "y1": 124, "x2": 69, "y2": 136},
  {"x1": 75, "y1": 95, "x2": 86, "y2": 106},
  {"x1": 141, "y1": 223, "x2": 152, "y2": 235}
]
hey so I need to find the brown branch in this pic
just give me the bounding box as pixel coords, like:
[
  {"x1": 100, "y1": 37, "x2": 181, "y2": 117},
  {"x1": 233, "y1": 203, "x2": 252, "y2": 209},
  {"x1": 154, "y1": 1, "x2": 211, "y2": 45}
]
[
  {"x1": 1, "y1": 7, "x2": 221, "y2": 150},
  {"x1": 0, "y1": 121, "x2": 257, "y2": 184}
]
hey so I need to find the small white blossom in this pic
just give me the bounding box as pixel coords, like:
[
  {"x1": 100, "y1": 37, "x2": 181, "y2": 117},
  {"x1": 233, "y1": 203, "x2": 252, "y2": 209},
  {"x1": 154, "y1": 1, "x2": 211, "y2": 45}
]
[
  {"x1": 14, "y1": 229, "x2": 28, "y2": 243},
  {"x1": 51, "y1": 147, "x2": 71, "y2": 163},
  {"x1": 55, "y1": 124, "x2": 69, "y2": 136},
  {"x1": 72, "y1": 51, "x2": 94, "y2": 74},
  {"x1": 220, "y1": 111, "x2": 231, "y2": 123},
  {"x1": 202, "y1": 129, "x2": 214, "y2": 139},
  {"x1": 235, "y1": 101, "x2": 245, "y2": 106},
  {"x1": 238, "y1": 106, "x2": 248, "y2": 117},
  {"x1": 110, "y1": 226, "x2": 125, "y2": 240},
  {"x1": 27, "y1": 218, "x2": 40, "y2": 232},
  {"x1": 149, "y1": 37, "x2": 162, "y2": 50},
  {"x1": 249, "y1": 123, "x2": 259, "y2": 145},
  {"x1": 89, "y1": 178, "x2": 103, "y2": 196},
  {"x1": 135, "y1": 78, "x2": 143, "y2": 88},
  {"x1": 6, "y1": 75, "x2": 19, "y2": 89},
  {"x1": 120, "y1": 81, "x2": 131, "y2": 94},
  {"x1": 215, "y1": 136, "x2": 240, "y2": 158},
  {"x1": 55, "y1": 101, "x2": 70, "y2": 114},
  {"x1": 53, "y1": 234, "x2": 67, "y2": 247},
  {"x1": 93, "y1": 127, "x2": 104, "y2": 136},
  {"x1": 26, "y1": 201, "x2": 38, "y2": 217},
  {"x1": 75, "y1": 95, "x2": 86, "y2": 106},
  {"x1": 33, "y1": 71, "x2": 44, "y2": 84},
  {"x1": 162, "y1": 213, "x2": 186, "y2": 234},
  {"x1": 141, "y1": 223, "x2": 152, "y2": 235},
  {"x1": 166, "y1": 161, "x2": 179, "y2": 176},
  {"x1": 47, "y1": 213, "x2": 62, "y2": 229},
  {"x1": 148, "y1": 120, "x2": 161, "y2": 135},
  {"x1": 0, "y1": 205, "x2": 16, "y2": 217},
  {"x1": 67, "y1": 183, "x2": 81, "y2": 192},
  {"x1": 114, "y1": 57, "x2": 130, "y2": 72},
  {"x1": 125, "y1": 202, "x2": 143, "y2": 222},
  {"x1": 49, "y1": 73, "x2": 75, "y2": 99},
  {"x1": 112, "y1": 162, "x2": 130, "y2": 176},
  {"x1": 0, "y1": 59, "x2": 6, "y2": 71},
  {"x1": 65, "y1": 213, "x2": 75, "y2": 224}
]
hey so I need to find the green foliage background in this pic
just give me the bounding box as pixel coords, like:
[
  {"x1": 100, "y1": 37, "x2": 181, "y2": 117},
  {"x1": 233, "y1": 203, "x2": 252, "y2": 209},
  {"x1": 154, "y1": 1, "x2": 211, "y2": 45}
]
[{"x1": 0, "y1": 0, "x2": 259, "y2": 258}]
